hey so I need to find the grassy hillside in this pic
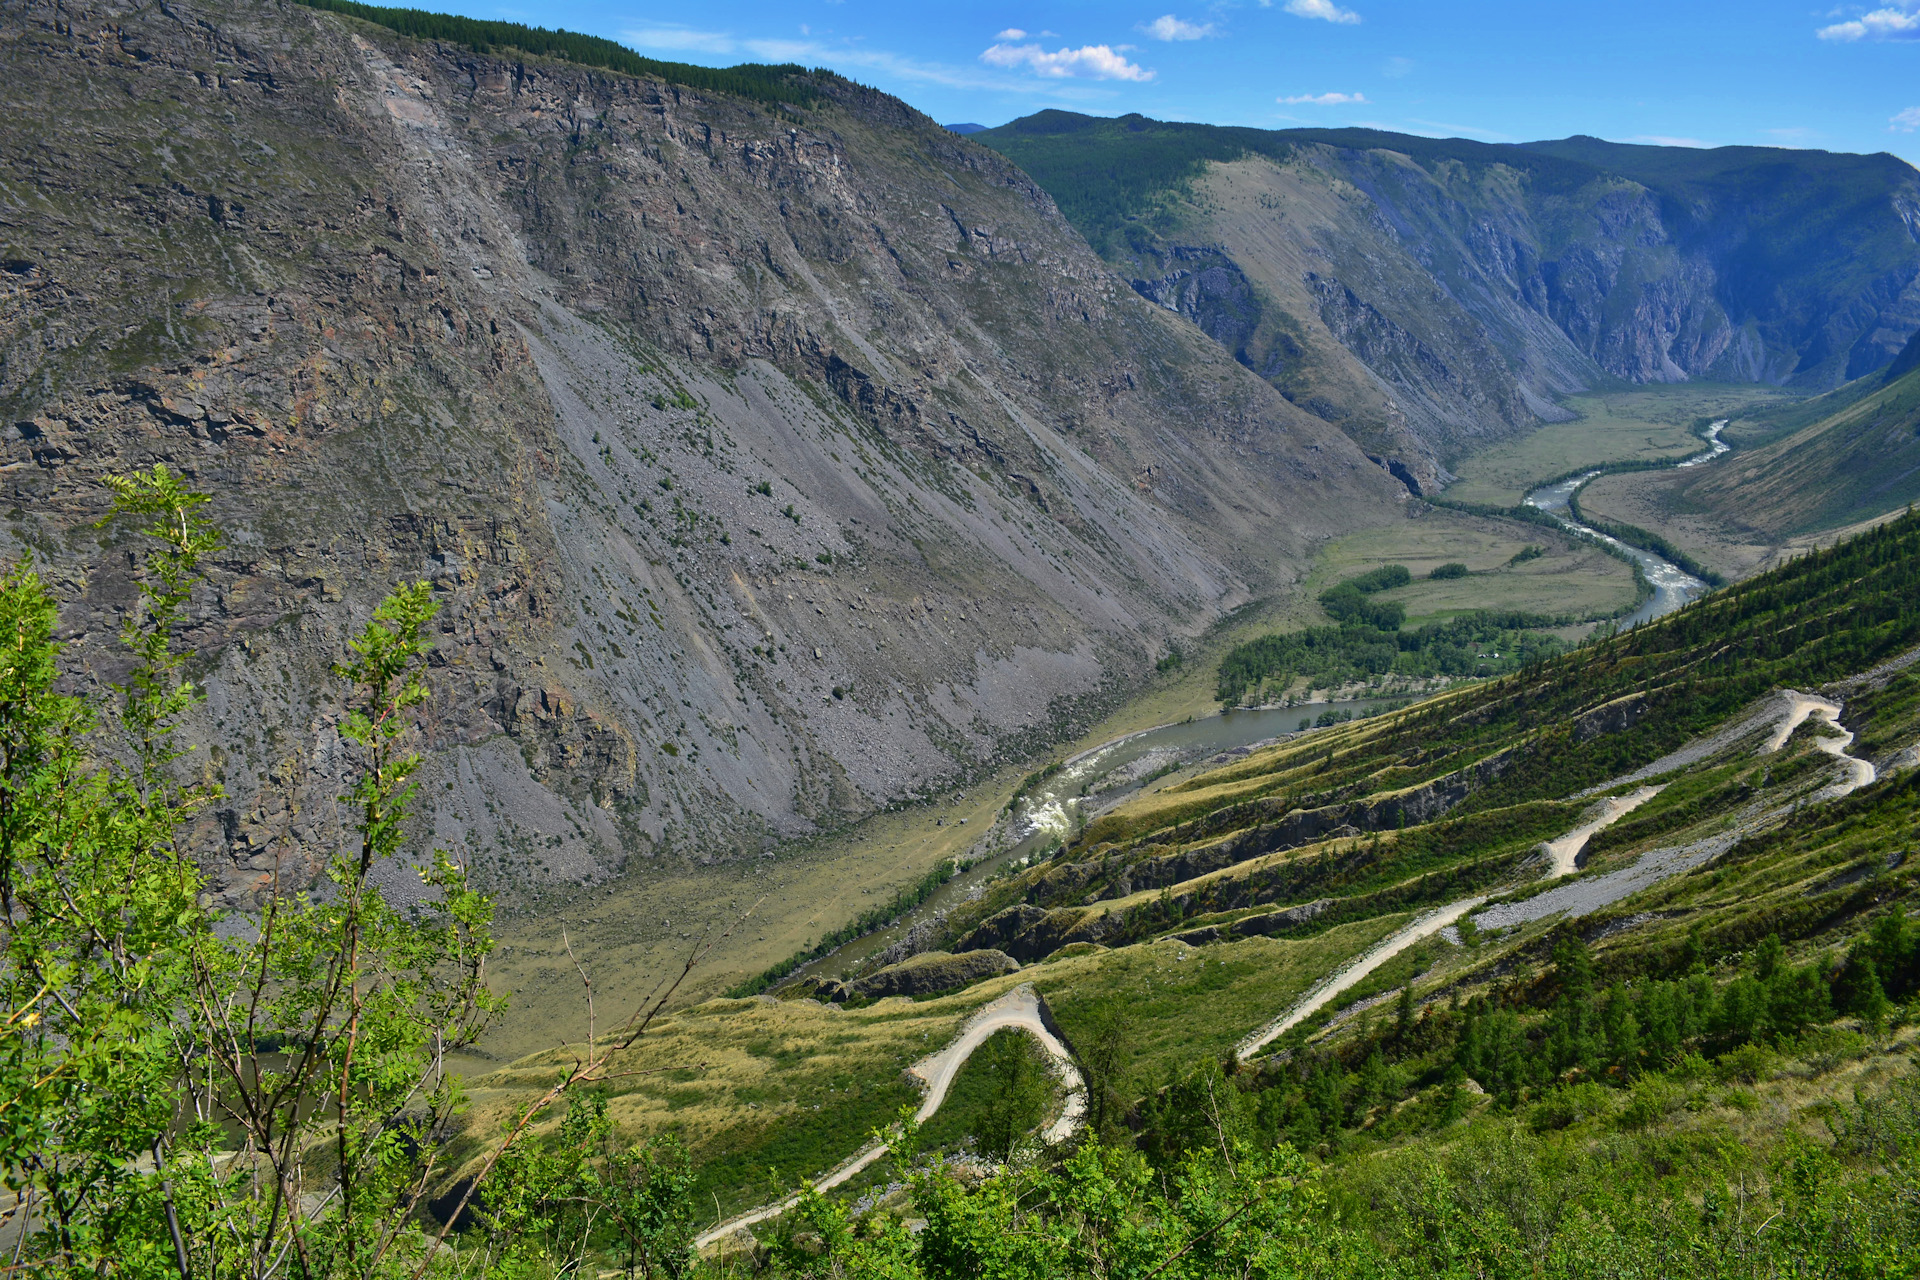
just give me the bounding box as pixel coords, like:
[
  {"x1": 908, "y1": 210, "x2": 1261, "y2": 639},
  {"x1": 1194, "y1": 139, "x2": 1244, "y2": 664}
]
[
  {"x1": 979, "y1": 113, "x2": 1920, "y2": 390},
  {"x1": 976, "y1": 112, "x2": 1605, "y2": 257},
  {"x1": 974, "y1": 111, "x2": 1920, "y2": 499},
  {"x1": 1681, "y1": 361, "x2": 1920, "y2": 536},
  {"x1": 458, "y1": 511, "x2": 1920, "y2": 1268},
  {"x1": 971, "y1": 111, "x2": 1297, "y2": 257},
  {"x1": 1579, "y1": 348, "x2": 1920, "y2": 575}
]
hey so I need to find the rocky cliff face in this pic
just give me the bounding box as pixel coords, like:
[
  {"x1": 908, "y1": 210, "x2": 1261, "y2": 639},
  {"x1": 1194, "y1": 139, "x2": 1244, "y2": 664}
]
[
  {"x1": 0, "y1": 0, "x2": 1400, "y2": 906},
  {"x1": 979, "y1": 117, "x2": 1920, "y2": 495}
]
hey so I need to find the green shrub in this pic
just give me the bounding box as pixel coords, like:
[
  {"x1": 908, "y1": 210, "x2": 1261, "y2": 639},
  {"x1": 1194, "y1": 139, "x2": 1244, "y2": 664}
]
[
  {"x1": 1617, "y1": 1075, "x2": 1683, "y2": 1130},
  {"x1": 1714, "y1": 1042, "x2": 1778, "y2": 1085},
  {"x1": 1795, "y1": 1025, "x2": 1869, "y2": 1075},
  {"x1": 1529, "y1": 1082, "x2": 1615, "y2": 1131},
  {"x1": 1342, "y1": 564, "x2": 1413, "y2": 593}
]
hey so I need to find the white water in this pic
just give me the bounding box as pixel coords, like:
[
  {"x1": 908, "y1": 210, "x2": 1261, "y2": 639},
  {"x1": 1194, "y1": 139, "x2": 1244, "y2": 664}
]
[
  {"x1": 1674, "y1": 420, "x2": 1732, "y2": 468},
  {"x1": 1525, "y1": 473, "x2": 1704, "y2": 628}
]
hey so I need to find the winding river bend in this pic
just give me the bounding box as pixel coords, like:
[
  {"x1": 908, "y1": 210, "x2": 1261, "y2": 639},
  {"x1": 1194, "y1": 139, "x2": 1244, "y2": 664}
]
[{"x1": 1523, "y1": 420, "x2": 1729, "y2": 627}]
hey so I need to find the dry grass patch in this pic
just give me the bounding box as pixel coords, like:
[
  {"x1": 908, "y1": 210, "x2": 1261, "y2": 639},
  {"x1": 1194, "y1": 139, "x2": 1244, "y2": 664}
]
[{"x1": 459, "y1": 918, "x2": 1410, "y2": 1217}]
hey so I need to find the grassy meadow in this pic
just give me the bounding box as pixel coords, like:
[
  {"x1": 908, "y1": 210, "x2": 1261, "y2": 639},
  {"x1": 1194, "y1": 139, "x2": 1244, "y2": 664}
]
[
  {"x1": 1442, "y1": 385, "x2": 1797, "y2": 508},
  {"x1": 463, "y1": 916, "x2": 1407, "y2": 1217},
  {"x1": 1305, "y1": 506, "x2": 1637, "y2": 627}
]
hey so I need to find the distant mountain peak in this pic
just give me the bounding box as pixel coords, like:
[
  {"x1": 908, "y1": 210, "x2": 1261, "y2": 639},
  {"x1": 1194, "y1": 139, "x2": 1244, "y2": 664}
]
[{"x1": 945, "y1": 122, "x2": 989, "y2": 134}]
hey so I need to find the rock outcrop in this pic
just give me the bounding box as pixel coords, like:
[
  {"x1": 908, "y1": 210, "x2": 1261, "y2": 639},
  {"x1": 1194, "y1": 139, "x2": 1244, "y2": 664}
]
[{"x1": 846, "y1": 949, "x2": 1019, "y2": 1000}]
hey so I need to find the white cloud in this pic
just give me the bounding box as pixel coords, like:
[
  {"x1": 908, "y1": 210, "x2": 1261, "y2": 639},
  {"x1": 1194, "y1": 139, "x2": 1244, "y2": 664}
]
[
  {"x1": 1399, "y1": 118, "x2": 1516, "y2": 142},
  {"x1": 741, "y1": 38, "x2": 819, "y2": 61},
  {"x1": 1817, "y1": 5, "x2": 1920, "y2": 41},
  {"x1": 625, "y1": 26, "x2": 738, "y2": 54},
  {"x1": 762, "y1": 41, "x2": 1021, "y2": 90},
  {"x1": 995, "y1": 28, "x2": 1027, "y2": 40},
  {"x1": 1143, "y1": 14, "x2": 1216, "y2": 40},
  {"x1": 659, "y1": 33, "x2": 1069, "y2": 96},
  {"x1": 1279, "y1": 0, "x2": 1362, "y2": 24},
  {"x1": 980, "y1": 41, "x2": 1155, "y2": 80},
  {"x1": 1280, "y1": 91, "x2": 1367, "y2": 104},
  {"x1": 1893, "y1": 106, "x2": 1920, "y2": 131},
  {"x1": 1382, "y1": 55, "x2": 1414, "y2": 78},
  {"x1": 1622, "y1": 134, "x2": 1712, "y2": 148},
  {"x1": 620, "y1": 27, "x2": 1144, "y2": 102}
]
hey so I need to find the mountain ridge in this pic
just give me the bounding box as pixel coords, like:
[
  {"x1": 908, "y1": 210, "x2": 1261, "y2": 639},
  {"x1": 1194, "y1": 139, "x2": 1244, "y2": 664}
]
[{"x1": 975, "y1": 112, "x2": 1920, "y2": 493}]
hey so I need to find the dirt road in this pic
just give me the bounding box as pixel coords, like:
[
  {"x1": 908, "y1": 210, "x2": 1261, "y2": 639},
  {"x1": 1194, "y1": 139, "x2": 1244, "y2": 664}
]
[{"x1": 696, "y1": 983, "x2": 1083, "y2": 1249}]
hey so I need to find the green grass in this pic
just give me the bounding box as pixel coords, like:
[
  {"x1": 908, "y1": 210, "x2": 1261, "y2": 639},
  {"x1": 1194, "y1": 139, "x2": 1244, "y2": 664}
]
[
  {"x1": 467, "y1": 511, "x2": 1920, "y2": 1240},
  {"x1": 1030, "y1": 922, "x2": 1410, "y2": 1079},
  {"x1": 295, "y1": 0, "x2": 825, "y2": 108},
  {"x1": 464, "y1": 917, "x2": 1409, "y2": 1218},
  {"x1": 473, "y1": 505, "x2": 1920, "y2": 1235},
  {"x1": 1443, "y1": 386, "x2": 1795, "y2": 508},
  {"x1": 916, "y1": 1028, "x2": 1060, "y2": 1157},
  {"x1": 1307, "y1": 510, "x2": 1638, "y2": 627}
]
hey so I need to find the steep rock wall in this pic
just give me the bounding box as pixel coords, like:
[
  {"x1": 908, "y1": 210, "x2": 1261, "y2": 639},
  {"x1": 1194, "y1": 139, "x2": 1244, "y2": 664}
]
[
  {"x1": 0, "y1": 0, "x2": 1399, "y2": 906},
  {"x1": 980, "y1": 117, "x2": 1920, "y2": 494}
]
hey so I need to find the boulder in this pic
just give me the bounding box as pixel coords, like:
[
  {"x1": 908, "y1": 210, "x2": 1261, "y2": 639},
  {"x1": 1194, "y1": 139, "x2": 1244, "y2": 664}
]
[
  {"x1": 953, "y1": 904, "x2": 1048, "y2": 953},
  {"x1": 955, "y1": 904, "x2": 1096, "y2": 961},
  {"x1": 776, "y1": 976, "x2": 849, "y2": 1003}
]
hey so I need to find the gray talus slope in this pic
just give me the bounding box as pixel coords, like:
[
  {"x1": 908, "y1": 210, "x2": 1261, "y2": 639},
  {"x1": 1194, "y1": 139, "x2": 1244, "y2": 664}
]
[{"x1": 0, "y1": 0, "x2": 1398, "y2": 906}]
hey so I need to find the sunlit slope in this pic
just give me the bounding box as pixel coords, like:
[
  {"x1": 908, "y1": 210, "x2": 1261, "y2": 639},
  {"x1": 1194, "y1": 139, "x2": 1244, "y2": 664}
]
[
  {"x1": 1677, "y1": 336, "x2": 1920, "y2": 538},
  {"x1": 463, "y1": 514, "x2": 1920, "y2": 1241},
  {"x1": 461, "y1": 914, "x2": 1407, "y2": 1218},
  {"x1": 926, "y1": 511, "x2": 1920, "y2": 964},
  {"x1": 975, "y1": 112, "x2": 1920, "y2": 494}
]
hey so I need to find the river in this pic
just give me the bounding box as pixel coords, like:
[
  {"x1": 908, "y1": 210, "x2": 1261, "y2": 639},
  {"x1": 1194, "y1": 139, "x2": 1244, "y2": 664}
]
[{"x1": 1523, "y1": 420, "x2": 1728, "y2": 628}]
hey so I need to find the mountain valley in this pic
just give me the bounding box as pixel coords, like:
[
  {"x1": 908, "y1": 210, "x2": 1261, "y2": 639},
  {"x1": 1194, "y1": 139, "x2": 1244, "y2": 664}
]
[
  {"x1": 976, "y1": 112, "x2": 1920, "y2": 496},
  {"x1": 5, "y1": 1, "x2": 1920, "y2": 1272}
]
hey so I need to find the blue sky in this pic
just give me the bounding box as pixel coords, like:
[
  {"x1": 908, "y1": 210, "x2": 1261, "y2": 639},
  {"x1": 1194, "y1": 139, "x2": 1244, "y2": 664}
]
[{"x1": 471, "y1": 1, "x2": 1920, "y2": 164}]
